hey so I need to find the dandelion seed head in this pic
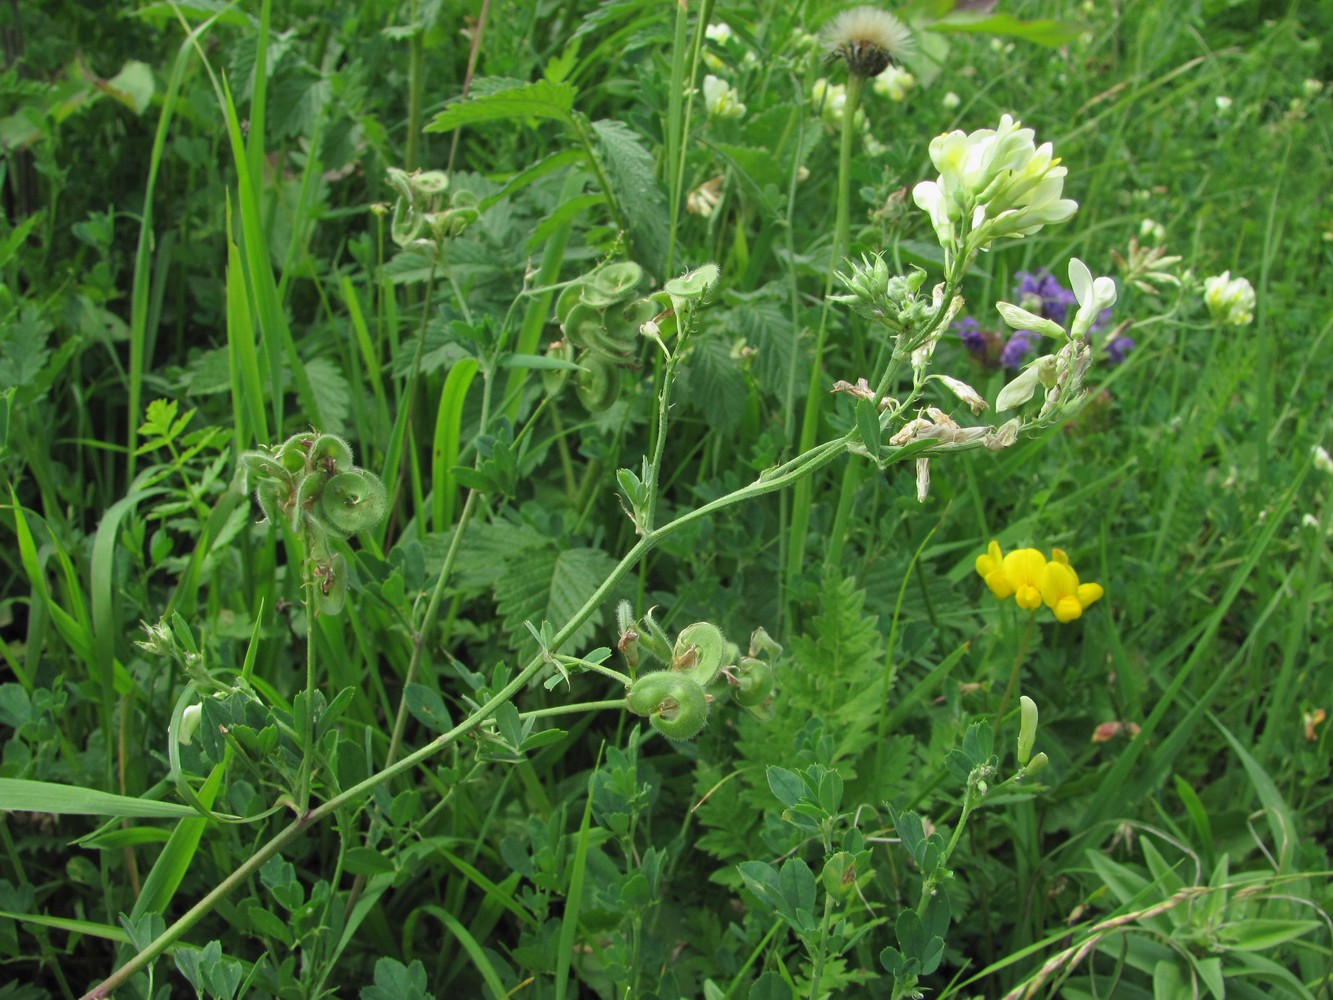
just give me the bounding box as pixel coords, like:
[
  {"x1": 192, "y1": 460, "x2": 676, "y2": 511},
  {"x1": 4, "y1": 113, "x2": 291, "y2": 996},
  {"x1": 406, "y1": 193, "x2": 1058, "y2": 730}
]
[{"x1": 822, "y1": 6, "x2": 914, "y2": 79}]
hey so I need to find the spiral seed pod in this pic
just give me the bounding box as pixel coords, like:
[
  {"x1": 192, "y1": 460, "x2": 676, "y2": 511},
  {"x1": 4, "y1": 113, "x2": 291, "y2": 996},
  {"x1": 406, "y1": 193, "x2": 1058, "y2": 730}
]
[
  {"x1": 239, "y1": 450, "x2": 291, "y2": 486},
  {"x1": 733, "y1": 658, "x2": 774, "y2": 708},
  {"x1": 316, "y1": 470, "x2": 389, "y2": 536},
  {"x1": 295, "y1": 470, "x2": 329, "y2": 531},
  {"x1": 673, "y1": 622, "x2": 728, "y2": 687},
  {"x1": 555, "y1": 281, "x2": 585, "y2": 326},
  {"x1": 313, "y1": 552, "x2": 348, "y2": 616},
  {"x1": 600, "y1": 297, "x2": 657, "y2": 354},
  {"x1": 278, "y1": 433, "x2": 317, "y2": 475},
  {"x1": 576, "y1": 352, "x2": 622, "y2": 412},
  {"x1": 563, "y1": 301, "x2": 603, "y2": 351},
  {"x1": 309, "y1": 434, "x2": 354, "y2": 476},
  {"x1": 542, "y1": 338, "x2": 576, "y2": 396},
  {"x1": 580, "y1": 261, "x2": 643, "y2": 308},
  {"x1": 626, "y1": 671, "x2": 709, "y2": 740},
  {"x1": 254, "y1": 480, "x2": 289, "y2": 525}
]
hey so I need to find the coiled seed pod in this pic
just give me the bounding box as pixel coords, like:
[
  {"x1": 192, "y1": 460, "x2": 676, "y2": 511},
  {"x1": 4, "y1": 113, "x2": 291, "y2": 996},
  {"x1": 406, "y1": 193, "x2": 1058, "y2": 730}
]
[
  {"x1": 672, "y1": 622, "x2": 728, "y2": 688},
  {"x1": 733, "y1": 658, "x2": 775, "y2": 708},
  {"x1": 626, "y1": 671, "x2": 709, "y2": 740},
  {"x1": 309, "y1": 434, "x2": 354, "y2": 475},
  {"x1": 576, "y1": 352, "x2": 622, "y2": 412},
  {"x1": 317, "y1": 470, "x2": 389, "y2": 537}
]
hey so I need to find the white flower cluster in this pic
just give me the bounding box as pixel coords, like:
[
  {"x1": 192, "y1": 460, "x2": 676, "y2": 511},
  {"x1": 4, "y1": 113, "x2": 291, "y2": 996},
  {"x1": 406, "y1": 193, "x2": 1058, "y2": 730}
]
[{"x1": 912, "y1": 115, "x2": 1078, "y2": 253}]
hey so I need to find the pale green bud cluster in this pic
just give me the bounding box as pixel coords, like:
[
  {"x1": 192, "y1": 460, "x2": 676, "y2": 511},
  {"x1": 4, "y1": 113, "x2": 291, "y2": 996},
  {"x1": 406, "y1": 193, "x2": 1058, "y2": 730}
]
[
  {"x1": 830, "y1": 257, "x2": 930, "y2": 339},
  {"x1": 1203, "y1": 271, "x2": 1256, "y2": 326}
]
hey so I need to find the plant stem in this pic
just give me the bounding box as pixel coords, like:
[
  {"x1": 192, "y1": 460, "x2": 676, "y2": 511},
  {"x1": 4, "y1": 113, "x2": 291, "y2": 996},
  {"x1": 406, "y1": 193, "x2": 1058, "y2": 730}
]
[
  {"x1": 992, "y1": 614, "x2": 1036, "y2": 744},
  {"x1": 83, "y1": 430, "x2": 861, "y2": 998}
]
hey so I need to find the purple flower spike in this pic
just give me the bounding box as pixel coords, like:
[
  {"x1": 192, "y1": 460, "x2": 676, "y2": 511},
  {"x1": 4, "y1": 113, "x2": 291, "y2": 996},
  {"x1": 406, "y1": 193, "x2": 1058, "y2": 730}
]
[
  {"x1": 1000, "y1": 329, "x2": 1038, "y2": 369},
  {"x1": 954, "y1": 316, "x2": 988, "y2": 353},
  {"x1": 1103, "y1": 336, "x2": 1135, "y2": 365},
  {"x1": 1014, "y1": 269, "x2": 1078, "y2": 327}
]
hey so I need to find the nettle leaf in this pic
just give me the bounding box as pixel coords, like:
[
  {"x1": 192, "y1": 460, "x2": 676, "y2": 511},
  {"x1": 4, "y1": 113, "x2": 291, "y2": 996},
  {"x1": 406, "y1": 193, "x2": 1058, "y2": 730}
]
[
  {"x1": 494, "y1": 544, "x2": 618, "y2": 661},
  {"x1": 591, "y1": 118, "x2": 669, "y2": 277},
  {"x1": 0, "y1": 306, "x2": 54, "y2": 387},
  {"x1": 677, "y1": 338, "x2": 747, "y2": 434},
  {"x1": 425, "y1": 79, "x2": 576, "y2": 133},
  {"x1": 303, "y1": 356, "x2": 350, "y2": 434}
]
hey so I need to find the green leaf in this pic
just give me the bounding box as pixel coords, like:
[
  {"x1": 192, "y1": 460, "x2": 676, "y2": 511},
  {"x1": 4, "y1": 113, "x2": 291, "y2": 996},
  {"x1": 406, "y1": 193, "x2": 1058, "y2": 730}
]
[
  {"x1": 855, "y1": 397, "x2": 881, "y2": 460},
  {"x1": 105, "y1": 60, "x2": 155, "y2": 115},
  {"x1": 591, "y1": 118, "x2": 669, "y2": 277},
  {"x1": 304, "y1": 356, "x2": 351, "y2": 436},
  {"x1": 930, "y1": 13, "x2": 1083, "y2": 48},
  {"x1": 425, "y1": 79, "x2": 576, "y2": 133},
  {"x1": 494, "y1": 544, "x2": 618, "y2": 660},
  {"x1": 0, "y1": 778, "x2": 206, "y2": 819},
  {"x1": 1218, "y1": 918, "x2": 1324, "y2": 952},
  {"x1": 766, "y1": 766, "x2": 805, "y2": 808}
]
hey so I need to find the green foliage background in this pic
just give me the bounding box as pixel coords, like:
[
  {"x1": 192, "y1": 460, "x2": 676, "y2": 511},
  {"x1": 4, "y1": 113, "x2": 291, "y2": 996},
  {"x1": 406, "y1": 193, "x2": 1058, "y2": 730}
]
[{"x1": 0, "y1": 0, "x2": 1330, "y2": 997}]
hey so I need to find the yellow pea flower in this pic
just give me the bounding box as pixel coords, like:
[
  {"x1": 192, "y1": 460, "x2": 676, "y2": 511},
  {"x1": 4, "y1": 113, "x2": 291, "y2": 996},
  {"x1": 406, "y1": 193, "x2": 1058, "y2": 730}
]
[
  {"x1": 975, "y1": 540, "x2": 1014, "y2": 598},
  {"x1": 1002, "y1": 548, "x2": 1047, "y2": 611}
]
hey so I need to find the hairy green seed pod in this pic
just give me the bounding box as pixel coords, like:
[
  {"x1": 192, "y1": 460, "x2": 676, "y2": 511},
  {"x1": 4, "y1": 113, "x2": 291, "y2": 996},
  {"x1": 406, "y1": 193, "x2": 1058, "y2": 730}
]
[
  {"x1": 239, "y1": 450, "x2": 291, "y2": 486},
  {"x1": 313, "y1": 552, "x2": 348, "y2": 616},
  {"x1": 317, "y1": 470, "x2": 388, "y2": 536},
  {"x1": 254, "y1": 480, "x2": 291, "y2": 526},
  {"x1": 637, "y1": 608, "x2": 674, "y2": 665},
  {"x1": 542, "y1": 338, "x2": 576, "y2": 396},
  {"x1": 1017, "y1": 695, "x2": 1038, "y2": 765},
  {"x1": 412, "y1": 170, "x2": 450, "y2": 196},
  {"x1": 576, "y1": 352, "x2": 622, "y2": 412},
  {"x1": 555, "y1": 281, "x2": 584, "y2": 325},
  {"x1": 733, "y1": 658, "x2": 774, "y2": 708},
  {"x1": 563, "y1": 302, "x2": 603, "y2": 351},
  {"x1": 278, "y1": 433, "x2": 317, "y2": 474},
  {"x1": 295, "y1": 470, "x2": 329, "y2": 532},
  {"x1": 626, "y1": 671, "x2": 709, "y2": 741},
  {"x1": 581, "y1": 261, "x2": 643, "y2": 308},
  {"x1": 309, "y1": 434, "x2": 354, "y2": 476},
  {"x1": 673, "y1": 622, "x2": 728, "y2": 688},
  {"x1": 599, "y1": 297, "x2": 656, "y2": 354}
]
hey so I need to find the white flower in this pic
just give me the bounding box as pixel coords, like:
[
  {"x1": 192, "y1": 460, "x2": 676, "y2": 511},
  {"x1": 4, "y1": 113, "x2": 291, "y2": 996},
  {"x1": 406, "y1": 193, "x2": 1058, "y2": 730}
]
[
  {"x1": 1303, "y1": 79, "x2": 1324, "y2": 98},
  {"x1": 703, "y1": 75, "x2": 745, "y2": 120},
  {"x1": 1068, "y1": 258, "x2": 1117, "y2": 340},
  {"x1": 1215, "y1": 95, "x2": 1233, "y2": 112},
  {"x1": 872, "y1": 64, "x2": 916, "y2": 102},
  {"x1": 1313, "y1": 445, "x2": 1333, "y2": 475},
  {"x1": 913, "y1": 115, "x2": 1077, "y2": 250},
  {"x1": 813, "y1": 78, "x2": 848, "y2": 118},
  {"x1": 179, "y1": 704, "x2": 202, "y2": 746},
  {"x1": 704, "y1": 22, "x2": 733, "y2": 71},
  {"x1": 1203, "y1": 271, "x2": 1255, "y2": 326},
  {"x1": 942, "y1": 91, "x2": 961, "y2": 110},
  {"x1": 1139, "y1": 217, "x2": 1165, "y2": 242}
]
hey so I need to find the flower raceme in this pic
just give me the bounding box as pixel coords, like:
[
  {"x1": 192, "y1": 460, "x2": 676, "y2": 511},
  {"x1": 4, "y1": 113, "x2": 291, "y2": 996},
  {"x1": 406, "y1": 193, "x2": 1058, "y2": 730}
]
[
  {"x1": 975, "y1": 541, "x2": 1104, "y2": 622},
  {"x1": 912, "y1": 115, "x2": 1078, "y2": 253}
]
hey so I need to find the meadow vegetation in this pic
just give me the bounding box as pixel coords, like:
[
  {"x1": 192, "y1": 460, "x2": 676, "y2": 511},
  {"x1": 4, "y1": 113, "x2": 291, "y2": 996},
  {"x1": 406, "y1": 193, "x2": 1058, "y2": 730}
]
[{"x1": 0, "y1": 1, "x2": 1330, "y2": 997}]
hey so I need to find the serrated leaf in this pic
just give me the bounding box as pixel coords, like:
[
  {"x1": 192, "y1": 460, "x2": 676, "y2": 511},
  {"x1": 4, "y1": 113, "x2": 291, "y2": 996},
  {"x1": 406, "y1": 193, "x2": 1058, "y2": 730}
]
[
  {"x1": 105, "y1": 60, "x2": 154, "y2": 115},
  {"x1": 425, "y1": 79, "x2": 576, "y2": 133},
  {"x1": 494, "y1": 545, "x2": 618, "y2": 661},
  {"x1": 0, "y1": 306, "x2": 53, "y2": 387},
  {"x1": 303, "y1": 356, "x2": 350, "y2": 434},
  {"x1": 591, "y1": 119, "x2": 668, "y2": 277},
  {"x1": 678, "y1": 338, "x2": 747, "y2": 433}
]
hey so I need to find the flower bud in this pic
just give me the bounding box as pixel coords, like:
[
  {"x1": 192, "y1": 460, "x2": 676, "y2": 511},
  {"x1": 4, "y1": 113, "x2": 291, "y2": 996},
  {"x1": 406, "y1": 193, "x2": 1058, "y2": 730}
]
[
  {"x1": 179, "y1": 703, "x2": 202, "y2": 746},
  {"x1": 1017, "y1": 695, "x2": 1038, "y2": 765},
  {"x1": 1024, "y1": 751, "x2": 1049, "y2": 777}
]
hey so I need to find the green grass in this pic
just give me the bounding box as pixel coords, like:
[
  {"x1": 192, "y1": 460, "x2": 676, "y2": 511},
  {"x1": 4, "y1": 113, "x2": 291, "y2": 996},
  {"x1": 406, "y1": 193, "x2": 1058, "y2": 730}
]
[{"x1": 1, "y1": 1, "x2": 1331, "y2": 998}]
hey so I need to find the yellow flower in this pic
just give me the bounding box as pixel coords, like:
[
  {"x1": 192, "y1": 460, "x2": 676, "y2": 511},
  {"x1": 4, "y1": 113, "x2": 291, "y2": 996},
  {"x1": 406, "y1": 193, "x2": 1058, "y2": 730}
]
[
  {"x1": 975, "y1": 541, "x2": 1105, "y2": 621},
  {"x1": 975, "y1": 540, "x2": 1014, "y2": 599}
]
